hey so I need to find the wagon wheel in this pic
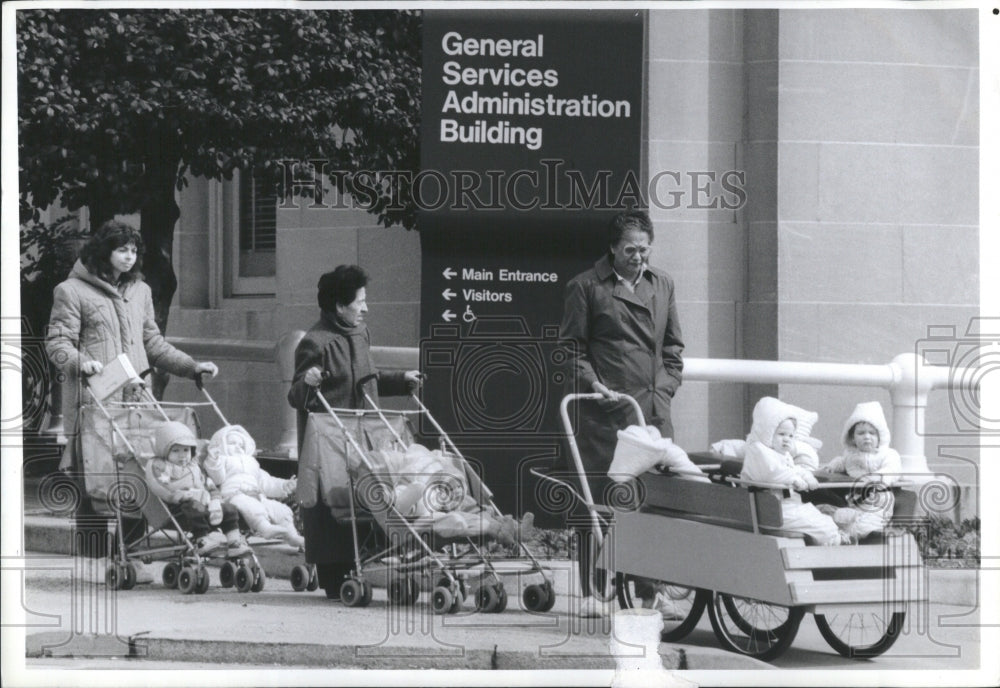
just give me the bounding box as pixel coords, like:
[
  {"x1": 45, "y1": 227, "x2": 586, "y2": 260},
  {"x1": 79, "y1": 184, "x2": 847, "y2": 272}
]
[
  {"x1": 707, "y1": 592, "x2": 804, "y2": 662},
  {"x1": 720, "y1": 592, "x2": 799, "y2": 639},
  {"x1": 814, "y1": 610, "x2": 906, "y2": 658},
  {"x1": 616, "y1": 574, "x2": 710, "y2": 642}
]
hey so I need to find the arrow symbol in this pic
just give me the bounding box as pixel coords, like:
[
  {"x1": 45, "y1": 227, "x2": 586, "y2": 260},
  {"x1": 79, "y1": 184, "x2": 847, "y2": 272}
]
[
  {"x1": 442, "y1": 267, "x2": 457, "y2": 280},
  {"x1": 441, "y1": 309, "x2": 456, "y2": 322},
  {"x1": 442, "y1": 288, "x2": 456, "y2": 301}
]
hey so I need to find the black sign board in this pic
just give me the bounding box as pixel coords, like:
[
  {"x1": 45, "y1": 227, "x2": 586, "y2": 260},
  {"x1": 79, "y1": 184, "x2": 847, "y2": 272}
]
[{"x1": 418, "y1": 10, "x2": 644, "y2": 520}]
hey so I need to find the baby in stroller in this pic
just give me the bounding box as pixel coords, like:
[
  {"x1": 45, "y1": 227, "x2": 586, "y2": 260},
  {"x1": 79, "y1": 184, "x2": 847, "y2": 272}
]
[
  {"x1": 380, "y1": 443, "x2": 533, "y2": 547},
  {"x1": 203, "y1": 425, "x2": 305, "y2": 549},
  {"x1": 144, "y1": 421, "x2": 251, "y2": 556}
]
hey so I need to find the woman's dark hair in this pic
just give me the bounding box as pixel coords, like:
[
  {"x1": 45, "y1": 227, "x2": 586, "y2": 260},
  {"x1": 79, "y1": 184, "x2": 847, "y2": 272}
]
[
  {"x1": 80, "y1": 220, "x2": 144, "y2": 284},
  {"x1": 317, "y1": 265, "x2": 369, "y2": 312},
  {"x1": 607, "y1": 210, "x2": 654, "y2": 248}
]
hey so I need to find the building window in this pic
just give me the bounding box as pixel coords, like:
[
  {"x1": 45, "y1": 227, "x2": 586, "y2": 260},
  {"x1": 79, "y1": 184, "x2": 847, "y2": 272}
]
[{"x1": 230, "y1": 170, "x2": 277, "y2": 295}]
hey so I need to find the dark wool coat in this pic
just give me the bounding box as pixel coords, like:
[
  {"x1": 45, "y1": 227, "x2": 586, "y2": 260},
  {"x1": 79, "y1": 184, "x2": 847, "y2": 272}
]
[
  {"x1": 558, "y1": 255, "x2": 684, "y2": 509},
  {"x1": 46, "y1": 260, "x2": 198, "y2": 469},
  {"x1": 287, "y1": 311, "x2": 409, "y2": 565}
]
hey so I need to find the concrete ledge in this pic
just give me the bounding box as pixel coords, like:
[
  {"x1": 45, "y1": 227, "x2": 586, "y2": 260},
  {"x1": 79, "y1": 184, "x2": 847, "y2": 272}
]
[
  {"x1": 22, "y1": 514, "x2": 980, "y2": 607},
  {"x1": 927, "y1": 567, "x2": 977, "y2": 608}
]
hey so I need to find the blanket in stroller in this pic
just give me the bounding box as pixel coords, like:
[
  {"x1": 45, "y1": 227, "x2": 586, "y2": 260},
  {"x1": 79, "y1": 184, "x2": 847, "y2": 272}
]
[{"x1": 297, "y1": 412, "x2": 524, "y2": 545}]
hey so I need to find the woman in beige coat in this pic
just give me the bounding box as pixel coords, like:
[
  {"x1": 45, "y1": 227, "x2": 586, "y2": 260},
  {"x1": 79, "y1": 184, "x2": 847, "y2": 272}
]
[{"x1": 45, "y1": 220, "x2": 218, "y2": 473}]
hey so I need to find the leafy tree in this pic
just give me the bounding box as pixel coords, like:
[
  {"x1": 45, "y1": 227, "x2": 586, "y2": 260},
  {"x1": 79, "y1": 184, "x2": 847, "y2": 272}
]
[{"x1": 17, "y1": 8, "x2": 421, "y2": 385}]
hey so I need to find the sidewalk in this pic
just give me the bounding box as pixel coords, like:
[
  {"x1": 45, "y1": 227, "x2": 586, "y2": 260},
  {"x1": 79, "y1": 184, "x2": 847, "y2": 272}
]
[
  {"x1": 18, "y1": 550, "x2": 769, "y2": 671},
  {"x1": 16, "y1": 476, "x2": 980, "y2": 671}
]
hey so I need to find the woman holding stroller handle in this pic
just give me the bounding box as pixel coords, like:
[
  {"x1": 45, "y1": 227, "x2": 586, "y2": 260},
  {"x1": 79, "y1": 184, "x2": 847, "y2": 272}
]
[
  {"x1": 287, "y1": 265, "x2": 423, "y2": 599},
  {"x1": 45, "y1": 220, "x2": 218, "y2": 473},
  {"x1": 558, "y1": 210, "x2": 684, "y2": 617}
]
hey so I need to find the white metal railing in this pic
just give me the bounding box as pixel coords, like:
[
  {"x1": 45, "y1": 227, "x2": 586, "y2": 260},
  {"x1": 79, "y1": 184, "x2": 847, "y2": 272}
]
[
  {"x1": 683, "y1": 353, "x2": 960, "y2": 475},
  {"x1": 270, "y1": 334, "x2": 974, "y2": 475}
]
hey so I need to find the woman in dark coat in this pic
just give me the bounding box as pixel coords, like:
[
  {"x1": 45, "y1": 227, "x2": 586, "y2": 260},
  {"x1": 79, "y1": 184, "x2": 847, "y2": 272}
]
[{"x1": 287, "y1": 265, "x2": 422, "y2": 599}]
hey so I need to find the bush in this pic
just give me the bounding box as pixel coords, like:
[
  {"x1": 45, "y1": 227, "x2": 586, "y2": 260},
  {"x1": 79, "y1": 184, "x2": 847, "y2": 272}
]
[{"x1": 908, "y1": 516, "x2": 980, "y2": 568}]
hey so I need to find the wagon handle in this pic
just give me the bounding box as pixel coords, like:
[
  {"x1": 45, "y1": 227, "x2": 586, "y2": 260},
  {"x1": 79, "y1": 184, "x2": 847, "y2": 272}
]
[{"x1": 558, "y1": 392, "x2": 644, "y2": 557}]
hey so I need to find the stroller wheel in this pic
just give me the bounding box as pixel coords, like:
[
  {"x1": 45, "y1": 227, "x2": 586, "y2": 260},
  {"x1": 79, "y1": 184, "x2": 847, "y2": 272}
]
[
  {"x1": 475, "y1": 584, "x2": 499, "y2": 613},
  {"x1": 162, "y1": 562, "x2": 180, "y2": 589},
  {"x1": 494, "y1": 586, "x2": 508, "y2": 613},
  {"x1": 251, "y1": 568, "x2": 266, "y2": 593},
  {"x1": 340, "y1": 579, "x2": 365, "y2": 607},
  {"x1": 360, "y1": 580, "x2": 373, "y2": 606},
  {"x1": 177, "y1": 566, "x2": 198, "y2": 594},
  {"x1": 431, "y1": 587, "x2": 453, "y2": 615},
  {"x1": 196, "y1": 567, "x2": 210, "y2": 594},
  {"x1": 235, "y1": 564, "x2": 254, "y2": 593},
  {"x1": 448, "y1": 588, "x2": 464, "y2": 614},
  {"x1": 121, "y1": 563, "x2": 138, "y2": 590},
  {"x1": 539, "y1": 581, "x2": 557, "y2": 612},
  {"x1": 290, "y1": 564, "x2": 310, "y2": 592},
  {"x1": 522, "y1": 584, "x2": 551, "y2": 613},
  {"x1": 307, "y1": 565, "x2": 320, "y2": 592},
  {"x1": 389, "y1": 575, "x2": 418, "y2": 606},
  {"x1": 105, "y1": 564, "x2": 125, "y2": 590},
  {"x1": 219, "y1": 561, "x2": 237, "y2": 588}
]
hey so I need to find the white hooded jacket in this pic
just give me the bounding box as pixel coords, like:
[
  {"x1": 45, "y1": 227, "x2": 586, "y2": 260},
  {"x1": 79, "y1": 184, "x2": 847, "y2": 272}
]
[
  {"x1": 741, "y1": 397, "x2": 817, "y2": 490},
  {"x1": 203, "y1": 425, "x2": 289, "y2": 500},
  {"x1": 825, "y1": 402, "x2": 901, "y2": 485}
]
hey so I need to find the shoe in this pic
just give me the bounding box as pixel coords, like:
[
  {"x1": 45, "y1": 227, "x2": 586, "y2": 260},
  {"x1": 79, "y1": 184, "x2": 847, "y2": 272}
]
[
  {"x1": 131, "y1": 561, "x2": 154, "y2": 584},
  {"x1": 325, "y1": 586, "x2": 341, "y2": 601},
  {"x1": 195, "y1": 531, "x2": 227, "y2": 555},
  {"x1": 640, "y1": 590, "x2": 686, "y2": 622},
  {"x1": 226, "y1": 535, "x2": 251, "y2": 558},
  {"x1": 577, "y1": 596, "x2": 610, "y2": 618}
]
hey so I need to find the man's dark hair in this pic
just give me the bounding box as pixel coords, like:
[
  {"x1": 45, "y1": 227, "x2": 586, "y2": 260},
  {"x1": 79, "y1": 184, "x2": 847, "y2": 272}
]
[
  {"x1": 317, "y1": 264, "x2": 369, "y2": 313},
  {"x1": 80, "y1": 220, "x2": 145, "y2": 284}
]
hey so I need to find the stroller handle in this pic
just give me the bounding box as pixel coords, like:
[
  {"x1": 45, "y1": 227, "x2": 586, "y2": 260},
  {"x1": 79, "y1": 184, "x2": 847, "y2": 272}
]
[{"x1": 355, "y1": 372, "x2": 380, "y2": 399}]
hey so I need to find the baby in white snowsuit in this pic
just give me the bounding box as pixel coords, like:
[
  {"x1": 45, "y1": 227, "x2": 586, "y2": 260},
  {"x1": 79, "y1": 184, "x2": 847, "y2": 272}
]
[
  {"x1": 741, "y1": 397, "x2": 841, "y2": 546},
  {"x1": 818, "y1": 402, "x2": 900, "y2": 542},
  {"x1": 379, "y1": 443, "x2": 532, "y2": 546},
  {"x1": 203, "y1": 425, "x2": 305, "y2": 549}
]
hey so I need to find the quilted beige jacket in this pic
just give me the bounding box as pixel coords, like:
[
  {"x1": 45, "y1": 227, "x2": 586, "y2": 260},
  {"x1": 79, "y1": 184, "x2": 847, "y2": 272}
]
[{"x1": 46, "y1": 260, "x2": 198, "y2": 468}]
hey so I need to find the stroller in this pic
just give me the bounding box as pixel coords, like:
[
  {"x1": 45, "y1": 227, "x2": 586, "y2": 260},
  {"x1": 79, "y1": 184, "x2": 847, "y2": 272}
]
[
  {"x1": 296, "y1": 376, "x2": 556, "y2": 614},
  {"x1": 78, "y1": 372, "x2": 267, "y2": 594}
]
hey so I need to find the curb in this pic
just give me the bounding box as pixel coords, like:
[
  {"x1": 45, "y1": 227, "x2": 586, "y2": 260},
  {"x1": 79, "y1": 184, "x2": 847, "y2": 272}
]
[{"x1": 26, "y1": 631, "x2": 767, "y2": 670}]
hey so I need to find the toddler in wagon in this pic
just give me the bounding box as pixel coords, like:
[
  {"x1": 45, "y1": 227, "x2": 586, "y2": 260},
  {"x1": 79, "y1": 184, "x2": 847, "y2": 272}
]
[
  {"x1": 816, "y1": 401, "x2": 901, "y2": 542},
  {"x1": 203, "y1": 425, "x2": 305, "y2": 549},
  {"x1": 145, "y1": 421, "x2": 250, "y2": 556},
  {"x1": 741, "y1": 397, "x2": 842, "y2": 546}
]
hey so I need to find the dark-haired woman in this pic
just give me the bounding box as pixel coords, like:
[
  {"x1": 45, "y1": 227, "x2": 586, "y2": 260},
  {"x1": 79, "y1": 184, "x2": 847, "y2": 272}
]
[
  {"x1": 46, "y1": 220, "x2": 218, "y2": 473},
  {"x1": 287, "y1": 264, "x2": 422, "y2": 599}
]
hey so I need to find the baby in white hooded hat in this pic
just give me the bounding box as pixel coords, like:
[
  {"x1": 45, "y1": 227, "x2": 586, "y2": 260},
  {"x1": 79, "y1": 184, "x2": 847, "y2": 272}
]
[
  {"x1": 741, "y1": 397, "x2": 841, "y2": 546},
  {"x1": 203, "y1": 425, "x2": 304, "y2": 549},
  {"x1": 817, "y1": 402, "x2": 901, "y2": 542}
]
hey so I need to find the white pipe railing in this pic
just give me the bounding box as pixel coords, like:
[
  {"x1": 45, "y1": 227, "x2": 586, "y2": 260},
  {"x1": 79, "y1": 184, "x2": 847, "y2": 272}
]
[
  {"x1": 275, "y1": 337, "x2": 972, "y2": 476},
  {"x1": 683, "y1": 353, "x2": 959, "y2": 475}
]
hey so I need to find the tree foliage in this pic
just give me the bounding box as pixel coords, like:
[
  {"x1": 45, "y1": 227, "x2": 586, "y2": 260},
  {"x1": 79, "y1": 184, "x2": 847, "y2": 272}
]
[{"x1": 17, "y1": 8, "x2": 422, "y2": 229}]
